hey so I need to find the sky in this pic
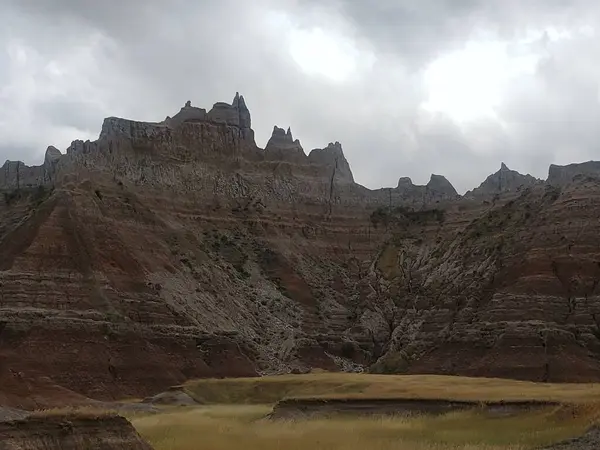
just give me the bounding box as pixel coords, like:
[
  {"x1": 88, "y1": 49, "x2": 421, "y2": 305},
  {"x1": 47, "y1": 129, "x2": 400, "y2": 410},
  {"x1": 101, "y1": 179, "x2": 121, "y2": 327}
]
[{"x1": 1, "y1": 0, "x2": 600, "y2": 193}]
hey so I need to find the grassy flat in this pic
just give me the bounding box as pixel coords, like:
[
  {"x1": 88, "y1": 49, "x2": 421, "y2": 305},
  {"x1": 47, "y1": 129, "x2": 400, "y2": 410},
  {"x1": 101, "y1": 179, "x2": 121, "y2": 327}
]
[
  {"x1": 183, "y1": 372, "x2": 600, "y2": 404},
  {"x1": 128, "y1": 374, "x2": 600, "y2": 449},
  {"x1": 131, "y1": 403, "x2": 594, "y2": 450}
]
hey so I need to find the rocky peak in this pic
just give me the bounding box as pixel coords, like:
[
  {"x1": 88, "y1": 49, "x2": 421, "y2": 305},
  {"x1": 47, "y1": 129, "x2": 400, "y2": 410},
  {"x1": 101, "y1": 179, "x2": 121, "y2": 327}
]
[
  {"x1": 426, "y1": 174, "x2": 458, "y2": 200},
  {"x1": 397, "y1": 177, "x2": 413, "y2": 188},
  {"x1": 467, "y1": 163, "x2": 538, "y2": 198},
  {"x1": 264, "y1": 126, "x2": 305, "y2": 161},
  {"x1": 270, "y1": 126, "x2": 293, "y2": 143},
  {"x1": 232, "y1": 91, "x2": 250, "y2": 129},
  {"x1": 206, "y1": 92, "x2": 252, "y2": 139},
  {"x1": 44, "y1": 146, "x2": 62, "y2": 164},
  {"x1": 43, "y1": 146, "x2": 63, "y2": 184},
  {"x1": 308, "y1": 142, "x2": 354, "y2": 183},
  {"x1": 163, "y1": 100, "x2": 208, "y2": 128},
  {"x1": 238, "y1": 93, "x2": 248, "y2": 111},
  {"x1": 266, "y1": 126, "x2": 301, "y2": 147},
  {"x1": 152, "y1": 93, "x2": 256, "y2": 142}
]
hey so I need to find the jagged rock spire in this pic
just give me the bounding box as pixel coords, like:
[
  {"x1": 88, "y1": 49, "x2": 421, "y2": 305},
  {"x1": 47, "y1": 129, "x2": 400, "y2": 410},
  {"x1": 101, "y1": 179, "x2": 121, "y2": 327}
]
[
  {"x1": 307, "y1": 142, "x2": 354, "y2": 184},
  {"x1": 266, "y1": 125, "x2": 303, "y2": 150},
  {"x1": 269, "y1": 126, "x2": 297, "y2": 144},
  {"x1": 238, "y1": 94, "x2": 247, "y2": 110}
]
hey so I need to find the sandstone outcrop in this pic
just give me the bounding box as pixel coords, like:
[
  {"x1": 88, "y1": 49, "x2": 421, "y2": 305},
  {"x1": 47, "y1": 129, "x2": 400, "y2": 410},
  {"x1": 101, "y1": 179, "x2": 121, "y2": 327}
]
[{"x1": 3, "y1": 92, "x2": 600, "y2": 407}]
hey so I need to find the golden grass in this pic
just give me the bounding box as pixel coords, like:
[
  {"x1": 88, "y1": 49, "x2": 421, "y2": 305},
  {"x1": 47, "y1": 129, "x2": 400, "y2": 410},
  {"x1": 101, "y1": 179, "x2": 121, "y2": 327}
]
[
  {"x1": 134, "y1": 374, "x2": 600, "y2": 449},
  {"x1": 184, "y1": 372, "x2": 600, "y2": 404},
  {"x1": 131, "y1": 404, "x2": 596, "y2": 450}
]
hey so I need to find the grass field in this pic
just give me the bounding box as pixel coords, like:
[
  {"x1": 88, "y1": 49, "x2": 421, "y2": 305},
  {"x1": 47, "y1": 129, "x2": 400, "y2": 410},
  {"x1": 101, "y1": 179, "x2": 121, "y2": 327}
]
[
  {"x1": 131, "y1": 404, "x2": 593, "y2": 450},
  {"x1": 182, "y1": 372, "x2": 600, "y2": 404},
  {"x1": 127, "y1": 373, "x2": 600, "y2": 450}
]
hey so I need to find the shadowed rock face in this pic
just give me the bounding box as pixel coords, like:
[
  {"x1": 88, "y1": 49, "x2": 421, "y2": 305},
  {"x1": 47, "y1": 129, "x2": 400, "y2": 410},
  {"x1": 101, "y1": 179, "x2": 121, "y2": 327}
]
[{"x1": 3, "y1": 93, "x2": 600, "y2": 406}]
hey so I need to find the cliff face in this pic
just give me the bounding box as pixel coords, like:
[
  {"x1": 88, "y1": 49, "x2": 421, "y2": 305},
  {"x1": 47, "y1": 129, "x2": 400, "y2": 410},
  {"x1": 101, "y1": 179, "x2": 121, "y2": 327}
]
[
  {"x1": 548, "y1": 161, "x2": 600, "y2": 186},
  {"x1": 0, "y1": 147, "x2": 62, "y2": 191},
  {"x1": 2, "y1": 93, "x2": 600, "y2": 406},
  {"x1": 369, "y1": 179, "x2": 600, "y2": 381}
]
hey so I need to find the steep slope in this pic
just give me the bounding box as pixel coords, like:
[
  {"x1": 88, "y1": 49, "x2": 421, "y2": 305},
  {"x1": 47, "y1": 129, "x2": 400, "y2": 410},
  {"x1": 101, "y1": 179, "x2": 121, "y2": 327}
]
[
  {"x1": 370, "y1": 177, "x2": 600, "y2": 381},
  {"x1": 0, "y1": 94, "x2": 400, "y2": 402},
  {"x1": 3, "y1": 93, "x2": 600, "y2": 407}
]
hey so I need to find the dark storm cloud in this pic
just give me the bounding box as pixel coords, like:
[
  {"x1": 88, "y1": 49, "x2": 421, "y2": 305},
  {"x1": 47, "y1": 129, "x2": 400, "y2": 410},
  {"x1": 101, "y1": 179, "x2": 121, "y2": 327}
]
[{"x1": 1, "y1": 0, "x2": 600, "y2": 192}]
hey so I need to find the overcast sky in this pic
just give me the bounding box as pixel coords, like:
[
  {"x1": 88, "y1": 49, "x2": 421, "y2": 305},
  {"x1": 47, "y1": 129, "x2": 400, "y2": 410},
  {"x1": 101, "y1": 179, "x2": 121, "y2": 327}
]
[{"x1": 2, "y1": 0, "x2": 600, "y2": 193}]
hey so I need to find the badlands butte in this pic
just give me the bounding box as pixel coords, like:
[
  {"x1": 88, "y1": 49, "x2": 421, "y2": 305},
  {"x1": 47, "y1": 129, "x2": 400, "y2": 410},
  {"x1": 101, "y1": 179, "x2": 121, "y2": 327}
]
[{"x1": 2, "y1": 92, "x2": 600, "y2": 405}]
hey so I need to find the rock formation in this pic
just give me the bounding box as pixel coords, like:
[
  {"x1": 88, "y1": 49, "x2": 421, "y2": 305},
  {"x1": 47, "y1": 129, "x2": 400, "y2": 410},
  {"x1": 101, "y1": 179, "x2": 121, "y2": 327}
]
[
  {"x1": 466, "y1": 162, "x2": 539, "y2": 199},
  {"x1": 307, "y1": 142, "x2": 355, "y2": 184},
  {"x1": 164, "y1": 92, "x2": 253, "y2": 141},
  {"x1": 0, "y1": 146, "x2": 61, "y2": 191},
  {"x1": 548, "y1": 161, "x2": 600, "y2": 186},
  {"x1": 264, "y1": 126, "x2": 306, "y2": 163},
  {"x1": 425, "y1": 174, "x2": 459, "y2": 202},
  {"x1": 3, "y1": 92, "x2": 600, "y2": 407}
]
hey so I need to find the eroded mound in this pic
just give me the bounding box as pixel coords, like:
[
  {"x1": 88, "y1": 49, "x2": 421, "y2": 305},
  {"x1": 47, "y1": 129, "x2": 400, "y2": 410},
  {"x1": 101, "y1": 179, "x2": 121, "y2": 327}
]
[{"x1": 0, "y1": 414, "x2": 153, "y2": 450}]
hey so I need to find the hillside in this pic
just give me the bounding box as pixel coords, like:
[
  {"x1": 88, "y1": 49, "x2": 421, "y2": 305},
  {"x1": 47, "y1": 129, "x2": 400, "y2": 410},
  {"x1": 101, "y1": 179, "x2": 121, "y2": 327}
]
[{"x1": 2, "y1": 93, "x2": 600, "y2": 403}]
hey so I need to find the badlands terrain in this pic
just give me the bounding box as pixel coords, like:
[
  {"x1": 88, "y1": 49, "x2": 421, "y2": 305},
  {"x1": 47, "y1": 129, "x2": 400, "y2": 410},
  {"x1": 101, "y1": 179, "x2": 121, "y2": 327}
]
[{"x1": 3, "y1": 93, "x2": 600, "y2": 448}]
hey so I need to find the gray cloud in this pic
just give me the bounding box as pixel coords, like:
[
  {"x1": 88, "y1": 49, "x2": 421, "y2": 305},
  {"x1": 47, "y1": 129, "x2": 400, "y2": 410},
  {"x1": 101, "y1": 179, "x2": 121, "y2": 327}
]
[{"x1": 1, "y1": 0, "x2": 600, "y2": 193}]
